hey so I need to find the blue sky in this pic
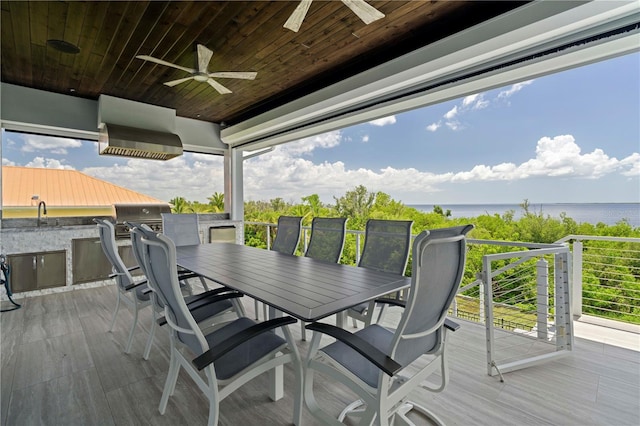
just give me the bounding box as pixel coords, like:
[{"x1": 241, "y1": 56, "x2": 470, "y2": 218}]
[{"x1": 2, "y1": 52, "x2": 639, "y2": 206}]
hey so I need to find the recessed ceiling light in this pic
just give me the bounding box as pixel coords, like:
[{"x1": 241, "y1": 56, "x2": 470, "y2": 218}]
[{"x1": 47, "y1": 39, "x2": 80, "y2": 54}]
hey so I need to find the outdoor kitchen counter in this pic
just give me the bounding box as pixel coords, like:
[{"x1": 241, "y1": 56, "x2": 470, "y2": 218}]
[
  {"x1": 1, "y1": 215, "x2": 244, "y2": 295},
  {"x1": 1, "y1": 217, "x2": 118, "y2": 293}
]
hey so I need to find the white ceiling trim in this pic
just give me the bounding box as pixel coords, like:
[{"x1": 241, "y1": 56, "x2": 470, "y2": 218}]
[{"x1": 222, "y1": 0, "x2": 640, "y2": 150}]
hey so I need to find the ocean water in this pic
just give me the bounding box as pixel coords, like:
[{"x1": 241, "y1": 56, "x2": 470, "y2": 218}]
[{"x1": 407, "y1": 203, "x2": 640, "y2": 227}]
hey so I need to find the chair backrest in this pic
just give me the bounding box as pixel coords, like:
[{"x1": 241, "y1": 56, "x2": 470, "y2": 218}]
[
  {"x1": 94, "y1": 218, "x2": 134, "y2": 291},
  {"x1": 128, "y1": 221, "x2": 163, "y2": 307},
  {"x1": 304, "y1": 217, "x2": 348, "y2": 263},
  {"x1": 161, "y1": 213, "x2": 201, "y2": 247},
  {"x1": 358, "y1": 219, "x2": 413, "y2": 275},
  {"x1": 271, "y1": 216, "x2": 303, "y2": 255},
  {"x1": 140, "y1": 231, "x2": 207, "y2": 354},
  {"x1": 390, "y1": 225, "x2": 473, "y2": 367}
]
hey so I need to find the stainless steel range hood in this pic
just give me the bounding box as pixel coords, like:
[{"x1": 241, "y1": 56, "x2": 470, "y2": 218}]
[{"x1": 98, "y1": 123, "x2": 183, "y2": 160}]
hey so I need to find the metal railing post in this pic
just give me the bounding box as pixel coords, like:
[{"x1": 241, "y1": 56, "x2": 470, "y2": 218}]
[
  {"x1": 355, "y1": 234, "x2": 362, "y2": 265},
  {"x1": 536, "y1": 258, "x2": 549, "y2": 340},
  {"x1": 266, "y1": 224, "x2": 272, "y2": 250},
  {"x1": 572, "y1": 240, "x2": 583, "y2": 319}
]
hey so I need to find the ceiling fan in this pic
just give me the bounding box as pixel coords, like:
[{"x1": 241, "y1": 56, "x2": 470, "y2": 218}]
[
  {"x1": 284, "y1": 0, "x2": 385, "y2": 32},
  {"x1": 136, "y1": 44, "x2": 257, "y2": 94}
]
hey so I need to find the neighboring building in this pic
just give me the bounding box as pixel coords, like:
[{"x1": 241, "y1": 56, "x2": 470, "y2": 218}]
[{"x1": 1, "y1": 166, "x2": 167, "y2": 218}]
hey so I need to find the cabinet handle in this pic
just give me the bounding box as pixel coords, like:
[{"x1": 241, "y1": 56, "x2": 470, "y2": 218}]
[
  {"x1": 41, "y1": 256, "x2": 45, "y2": 267},
  {"x1": 33, "y1": 256, "x2": 37, "y2": 270}
]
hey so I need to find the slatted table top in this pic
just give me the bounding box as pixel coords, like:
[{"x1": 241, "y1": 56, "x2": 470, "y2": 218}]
[{"x1": 176, "y1": 243, "x2": 410, "y2": 322}]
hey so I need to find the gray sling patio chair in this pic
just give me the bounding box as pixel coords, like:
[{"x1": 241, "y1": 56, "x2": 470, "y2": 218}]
[
  {"x1": 347, "y1": 219, "x2": 413, "y2": 328},
  {"x1": 127, "y1": 222, "x2": 244, "y2": 360},
  {"x1": 299, "y1": 217, "x2": 348, "y2": 340},
  {"x1": 255, "y1": 215, "x2": 303, "y2": 320},
  {"x1": 139, "y1": 231, "x2": 303, "y2": 426},
  {"x1": 304, "y1": 224, "x2": 473, "y2": 426},
  {"x1": 271, "y1": 215, "x2": 303, "y2": 255},
  {"x1": 95, "y1": 218, "x2": 151, "y2": 354},
  {"x1": 161, "y1": 213, "x2": 210, "y2": 292}
]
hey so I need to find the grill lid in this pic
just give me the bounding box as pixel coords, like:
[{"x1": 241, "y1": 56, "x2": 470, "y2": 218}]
[{"x1": 113, "y1": 203, "x2": 171, "y2": 223}]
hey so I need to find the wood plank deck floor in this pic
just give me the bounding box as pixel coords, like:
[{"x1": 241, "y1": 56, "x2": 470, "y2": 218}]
[{"x1": 1, "y1": 283, "x2": 639, "y2": 426}]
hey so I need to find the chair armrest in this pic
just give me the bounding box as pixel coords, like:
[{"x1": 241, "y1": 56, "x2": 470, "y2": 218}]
[
  {"x1": 193, "y1": 316, "x2": 297, "y2": 370},
  {"x1": 185, "y1": 287, "x2": 238, "y2": 306},
  {"x1": 444, "y1": 318, "x2": 460, "y2": 331},
  {"x1": 305, "y1": 323, "x2": 402, "y2": 376},
  {"x1": 177, "y1": 271, "x2": 200, "y2": 280},
  {"x1": 186, "y1": 291, "x2": 242, "y2": 312},
  {"x1": 124, "y1": 279, "x2": 148, "y2": 291},
  {"x1": 157, "y1": 292, "x2": 243, "y2": 326},
  {"x1": 374, "y1": 297, "x2": 406, "y2": 308}
]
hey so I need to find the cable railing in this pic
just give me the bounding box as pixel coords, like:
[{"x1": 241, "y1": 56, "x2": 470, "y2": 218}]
[{"x1": 557, "y1": 235, "x2": 640, "y2": 325}]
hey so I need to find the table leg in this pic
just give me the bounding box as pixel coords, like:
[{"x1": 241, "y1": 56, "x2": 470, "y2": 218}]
[
  {"x1": 336, "y1": 310, "x2": 346, "y2": 328},
  {"x1": 267, "y1": 304, "x2": 284, "y2": 401}
]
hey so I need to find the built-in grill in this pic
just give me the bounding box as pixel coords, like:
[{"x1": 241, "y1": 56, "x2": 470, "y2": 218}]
[{"x1": 113, "y1": 203, "x2": 171, "y2": 239}]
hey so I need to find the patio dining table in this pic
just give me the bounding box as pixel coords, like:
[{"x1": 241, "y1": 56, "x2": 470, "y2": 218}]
[{"x1": 175, "y1": 242, "x2": 410, "y2": 402}]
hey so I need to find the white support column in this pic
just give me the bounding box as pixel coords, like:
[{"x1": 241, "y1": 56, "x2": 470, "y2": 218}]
[
  {"x1": 225, "y1": 147, "x2": 244, "y2": 222},
  {"x1": 536, "y1": 258, "x2": 549, "y2": 340},
  {"x1": 572, "y1": 240, "x2": 583, "y2": 319}
]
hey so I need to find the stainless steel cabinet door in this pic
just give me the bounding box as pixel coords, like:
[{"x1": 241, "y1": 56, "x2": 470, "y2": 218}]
[{"x1": 37, "y1": 251, "x2": 66, "y2": 289}]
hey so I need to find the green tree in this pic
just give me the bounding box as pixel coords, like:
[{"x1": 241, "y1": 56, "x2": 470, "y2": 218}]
[
  {"x1": 169, "y1": 196, "x2": 189, "y2": 213},
  {"x1": 207, "y1": 192, "x2": 225, "y2": 212},
  {"x1": 334, "y1": 185, "x2": 375, "y2": 228}
]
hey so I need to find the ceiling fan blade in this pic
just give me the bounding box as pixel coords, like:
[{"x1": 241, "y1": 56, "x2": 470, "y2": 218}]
[
  {"x1": 209, "y1": 71, "x2": 257, "y2": 80},
  {"x1": 341, "y1": 0, "x2": 385, "y2": 24},
  {"x1": 196, "y1": 44, "x2": 214, "y2": 73},
  {"x1": 284, "y1": 0, "x2": 313, "y2": 32},
  {"x1": 136, "y1": 55, "x2": 195, "y2": 74},
  {"x1": 164, "y1": 76, "x2": 195, "y2": 87},
  {"x1": 207, "y1": 78, "x2": 232, "y2": 94}
]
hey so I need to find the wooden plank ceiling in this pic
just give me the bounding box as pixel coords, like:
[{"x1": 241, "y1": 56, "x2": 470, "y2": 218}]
[{"x1": 1, "y1": 1, "x2": 524, "y2": 126}]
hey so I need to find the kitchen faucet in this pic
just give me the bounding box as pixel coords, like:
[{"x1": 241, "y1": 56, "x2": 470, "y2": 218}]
[{"x1": 37, "y1": 201, "x2": 47, "y2": 227}]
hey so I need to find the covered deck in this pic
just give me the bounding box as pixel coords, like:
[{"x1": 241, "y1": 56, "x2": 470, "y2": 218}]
[{"x1": 2, "y1": 283, "x2": 638, "y2": 425}]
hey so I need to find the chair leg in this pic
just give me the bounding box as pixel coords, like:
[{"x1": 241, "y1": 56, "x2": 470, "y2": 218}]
[
  {"x1": 198, "y1": 276, "x2": 210, "y2": 291},
  {"x1": 108, "y1": 291, "x2": 121, "y2": 332},
  {"x1": 254, "y1": 299, "x2": 260, "y2": 320},
  {"x1": 300, "y1": 320, "x2": 306, "y2": 341},
  {"x1": 396, "y1": 402, "x2": 445, "y2": 426},
  {"x1": 143, "y1": 307, "x2": 158, "y2": 360},
  {"x1": 160, "y1": 346, "x2": 179, "y2": 414},
  {"x1": 125, "y1": 302, "x2": 139, "y2": 354}
]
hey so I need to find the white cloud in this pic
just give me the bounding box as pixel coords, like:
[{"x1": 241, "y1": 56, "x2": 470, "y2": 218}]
[
  {"x1": 451, "y1": 135, "x2": 637, "y2": 182},
  {"x1": 426, "y1": 122, "x2": 441, "y2": 132},
  {"x1": 362, "y1": 135, "x2": 370, "y2": 142},
  {"x1": 47, "y1": 131, "x2": 636, "y2": 205},
  {"x1": 83, "y1": 153, "x2": 225, "y2": 203},
  {"x1": 369, "y1": 116, "x2": 396, "y2": 126},
  {"x1": 445, "y1": 121, "x2": 461, "y2": 131},
  {"x1": 24, "y1": 157, "x2": 75, "y2": 169},
  {"x1": 21, "y1": 134, "x2": 82, "y2": 155},
  {"x1": 280, "y1": 131, "x2": 341, "y2": 155},
  {"x1": 620, "y1": 153, "x2": 640, "y2": 177},
  {"x1": 431, "y1": 83, "x2": 531, "y2": 135},
  {"x1": 444, "y1": 106, "x2": 458, "y2": 120},
  {"x1": 2, "y1": 158, "x2": 16, "y2": 166},
  {"x1": 498, "y1": 80, "x2": 534, "y2": 99}
]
